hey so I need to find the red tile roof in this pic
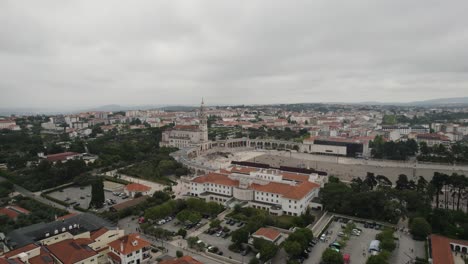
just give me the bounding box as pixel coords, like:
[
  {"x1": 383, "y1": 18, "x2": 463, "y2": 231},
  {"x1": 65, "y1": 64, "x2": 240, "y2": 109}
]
[
  {"x1": 281, "y1": 172, "x2": 309, "y2": 182},
  {"x1": 57, "y1": 213, "x2": 78, "y2": 221},
  {"x1": 252, "y1": 227, "x2": 281, "y2": 242},
  {"x1": 46, "y1": 239, "x2": 97, "y2": 264},
  {"x1": 431, "y1": 235, "x2": 455, "y2": 264},
  {"x1": 90, "y1": 227, "x2": 109, "y2": 241},
  {"x1": 3, "y1": 244, "x2": 38, "y2": 258},
  {"x1": 193, "y1": 173, "x2": 239, "y2": 187},
  {"x1": 108, "y1": 234, "x2": 150, "y2": 255},
  {"x1": 159, "y1": 256, "x2": 203, "y2": 264},
  {"x1": 0, "y1": 206, "x2": 30, "y2": 220},
  {"x1": 0, "y1": 258, "x2": 23, "y2": 264},
  {"x1": 0, "y1": 207, "x2": 20, "y2": 219},
  {"x1": 124, "y1": 183, "x2": 151, "y2": 192},
  {"x1": 45, "y1": 152, "x2": 80, "y2": 162},
  {"x1": 29, "y1": 248, "x2": 55, "y2": 264},
  {"x1": 417, "y1": 133, "x2": 450, "y2": 141},
  {"x1": 251, "y1": 181, "x2": 319, "y2": 200}
]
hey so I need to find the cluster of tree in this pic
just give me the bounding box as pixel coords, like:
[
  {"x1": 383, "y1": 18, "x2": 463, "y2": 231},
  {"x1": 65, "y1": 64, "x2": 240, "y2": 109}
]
[
  {"x1": 283, "y1": 228, "x2": 314, "y2": 259},
  {"x1": 119, "y1": 153, "x2": 188, "y2": 184},
  {"x1": 145, "y1": 197, "x2": 223, "y2": 221},
  {"x1": 252, "y1": 238, "x2": 279, "y2": 262},
  {"x1": 230, "y1": 205, "x2": 314, "y2": 230},
  {"x1": 208, "y1": 126, "x2": 242, "y2": 140},
  {"x1": 0, "y1": 130, "x2": 44, "y2": 170},
  {"x1": 370, "y1": 135, "x2": 418, "y2": 160},
  {"x1": 100, "y1": 190, "x2": 172, "y2": 222},
  {"x1": 382, "y1": 112, "x2": 468, "y2": 126},
  {"x1": 6, "y1": 159, "x2": 88, "y2": 192},
  {"x1": 418, "y1": 142, "x2": 468, "y2": 164},
  {"x1": 0, "y1": 196, "x2": 68, "y2": 234},
  {"x1": 0, "y1": 180, "x2": 13, "y2": 198},
  {"x1": 321, "y1": 248, "x2": 343, "y2": 264},
  {"x1": 323, "y1": 172, "x2": 468, "y2": 241},
  {"x1": 320, "y1": 175, "x2": 432, "y2": 224},
  {"x1": 87, "y1": 128, "x2": 164, "y2": 168},
  {"x1": 89, "y1": 178, "x2": 105, "y2": 209}
]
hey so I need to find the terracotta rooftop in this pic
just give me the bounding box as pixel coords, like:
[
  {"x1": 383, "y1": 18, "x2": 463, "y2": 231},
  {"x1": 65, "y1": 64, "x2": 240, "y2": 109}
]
[
  {"x1": 281, "y1": 172, "x2": 309, "y2": 182},
  {"x1": 3, "y1": 244, "x2": 38, "y2": 258},
  {"x1": 46, "y1": 239, "x2": 97, "y2": 264},
  {"x1": 193, "y1": 173, "x2": 239, "y2": 187},
  {"x1": 251, "y1": 181, "x2": 319, "y2": 200},
  {"x1": 0, "y1": 206, "x2": 30, "y2": 220},
  {"x1": 0, "y1": 258, "x2": 23, "y2": 264},
  {"x1": 45, "y1": 152, "x2": 80, "y2": 162},
  {"x1": 252, "y1": 227, "x2": 281, "y2": 242},
  {"x1": 417, "y1": 133, "x2": 450, "y2": 141},
  {"x1": 29, "y1": 248, "x2": 55, "y2": 264},
  {"x1": 159, "y1": 256, "x2": 203, "y2": 264},
  {"x1": 108, "y1": 234, "x2": 150, "y2": 255},
  {"x1": 90, "y1": 227, "x2": 109, "y2": 241},
  {"x1": 431, "y1": 235, "x2": 455, "y2": 264},
  {"x1": 124, "y1": 183, "x2": 151, "y2": 192}
]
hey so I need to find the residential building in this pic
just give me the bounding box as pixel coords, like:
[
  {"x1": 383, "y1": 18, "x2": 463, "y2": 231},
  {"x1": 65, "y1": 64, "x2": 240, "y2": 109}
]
[
  {"x1": 107, "y1": 234, "x2": 151, "y2": 264},
  {"x1": 123, "y1": 183, "x2": 151, "y2": 198},
  {"x1": 415, "y1": 133, "x2": 451, "y2": 147},
  {"x1": 250, "y1": 227, "x2": 282, "y2": 245}
]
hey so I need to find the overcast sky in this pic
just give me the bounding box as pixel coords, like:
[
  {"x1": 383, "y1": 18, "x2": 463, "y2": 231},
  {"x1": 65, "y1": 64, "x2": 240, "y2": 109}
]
[{"x1": 1, "y1": 1, "x2": 468, "y2": 109}]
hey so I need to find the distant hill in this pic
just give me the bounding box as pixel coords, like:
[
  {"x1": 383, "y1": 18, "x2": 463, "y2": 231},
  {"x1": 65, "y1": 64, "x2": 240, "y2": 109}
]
[{"x1": 407, "y1": 97, "x2": 468, "y2": 106}]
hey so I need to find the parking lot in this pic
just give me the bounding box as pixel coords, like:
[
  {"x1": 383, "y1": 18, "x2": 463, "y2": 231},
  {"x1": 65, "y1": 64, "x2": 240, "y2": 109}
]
[
  {"x1": 157, "y1": 217, "x2": 210, "y2": 233},
  {"x1": 48, "y1": 183, "x2": 128, "y2": 210},
  {"x1": 306, "y1": 219, "x2": 382, "y2": 264},
  {"x1": 196, "y1": 218, "x2": 255, "y2": 262}
]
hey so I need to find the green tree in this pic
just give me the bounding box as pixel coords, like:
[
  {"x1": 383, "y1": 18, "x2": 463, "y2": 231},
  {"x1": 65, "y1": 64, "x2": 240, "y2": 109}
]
[
  {"x1": 321, "y1": 248, "x2": 343, "y2": 264},
  {"x1": 187, "y1": 236, "x2": 199, "y2": 248},
  {"x1": 231, "y1": 227, "x2": 249, "y2": 245},
  {"x1": 210, "y1": 219, "x2": 221, "y2": 228},
  {"x1": 410, "y1": 217, "x2": 431, "y2": 240},
  {"x1": 176, "y1": 250, "x2": 183, "y2": 258},
  {"x1": 89, "y1": 178, "x2": 105, "y2": 209},
  {"x1": 283, "y1": 240, "x2": 302, "y2": 257},
  {"x1": 395, "y1": 174, "x2": 409, "y2": 190},
  {"x1": 177, "y1": 228, "x2": 187, "y2": 238}
]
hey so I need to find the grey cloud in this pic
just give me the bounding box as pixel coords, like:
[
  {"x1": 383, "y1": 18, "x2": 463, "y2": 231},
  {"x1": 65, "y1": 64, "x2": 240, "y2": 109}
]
[{"x1": 1, "y1": 0, "x2": 468, "y2": 109}]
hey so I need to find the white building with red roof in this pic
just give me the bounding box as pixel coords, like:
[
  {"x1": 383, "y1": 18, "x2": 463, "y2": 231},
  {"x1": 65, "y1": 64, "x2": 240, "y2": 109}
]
[
  {"x1": 188, "y1": 165, "x2": 324, "y2": 216},
  {"x1": 0, "y1": 120, "x2": 20, "y2": 131},
  {"x1": 251, "y1": 227, "x2": 283, "y2": 244},
  {"x1": 124, "y1": 183, "x2": 152, "y2": 198},
  {"x1": 107, "y1": 234, "x2": 151, "y2": 264}
]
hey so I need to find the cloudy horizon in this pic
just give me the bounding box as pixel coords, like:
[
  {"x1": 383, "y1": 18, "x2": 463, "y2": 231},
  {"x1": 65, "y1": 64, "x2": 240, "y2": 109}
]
[{"x1": 1, "y1": 1, "x2": 468, "y2": 109}]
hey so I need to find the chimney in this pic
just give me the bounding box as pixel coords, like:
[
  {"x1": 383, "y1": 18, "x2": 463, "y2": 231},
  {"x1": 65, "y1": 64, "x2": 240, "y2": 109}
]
[{"x1": 120, "y1": 242, "x2": 124, "y2": 253}]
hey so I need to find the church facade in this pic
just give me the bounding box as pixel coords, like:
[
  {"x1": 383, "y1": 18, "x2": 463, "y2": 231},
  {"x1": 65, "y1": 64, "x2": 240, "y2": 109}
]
[{"x1": 160, "y1": 100, "x2": 211, "y2": 152}]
